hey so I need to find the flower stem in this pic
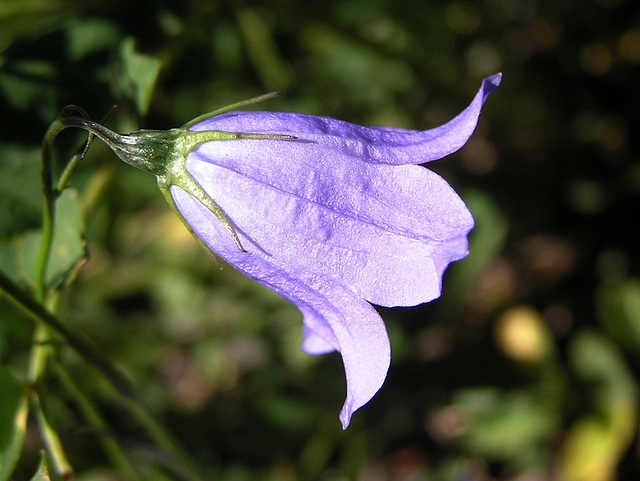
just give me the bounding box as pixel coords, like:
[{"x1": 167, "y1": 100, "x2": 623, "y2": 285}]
[
  {"x1": 0, "y1": 271, "x2": 203, "y2": 479},
  {"x1": 30, "y1": 387, "x2": 74, "y2": 480},
  {"x1": 117, "y1": 394, "x2": 204, "y2": 481},
  {"x1": 56, "y1": 132, "x2": 95, "y2": 194},
  {"x1": 0, "y1": 270, "x2": 134, "y2": 398},
  {"x1": 27, "y1": 293, "x2": 74, "y2": 480},
  {"x1": 36, "y1": 118, "x2": 67, "y2": 300},
  {"x1": 181, "y1": 91, "x2": 282, "y2": 129},
  {"x1": 27, "y1": 115, "x2": 77, "y2": 478},
  {"x1": 53, "y1": 363, "x2": 142, "y2": 481}
]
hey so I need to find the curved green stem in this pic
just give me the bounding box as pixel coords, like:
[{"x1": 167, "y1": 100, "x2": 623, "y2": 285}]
[
  {"x1": 36, "y1": 119, "x2": 67, "y2": 300},
  {"x1": 56, "y1": 132, "x2": 94, "y2": 194},
  {"x1": 29, "y1": 113, "x2": 84, "y2": 479}
]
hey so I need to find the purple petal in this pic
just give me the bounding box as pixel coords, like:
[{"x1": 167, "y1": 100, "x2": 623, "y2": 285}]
[
  {"x1": 171, "y1": 186, "x2": 391, "y2": 428},
  {"x1": 191, "y1": 73, "x2": 501, "y2": 166},
  {"x1": 186, "y1": 138, "x2": 472, "y2": 307},
  {"x1": 301, "y1": 326, "x2": 336, "y2": 354}
]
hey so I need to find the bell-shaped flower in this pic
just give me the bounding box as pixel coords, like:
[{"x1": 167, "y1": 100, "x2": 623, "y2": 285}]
[{"x1": 58, "y1": 73, "x2": 501, "y2": 428}]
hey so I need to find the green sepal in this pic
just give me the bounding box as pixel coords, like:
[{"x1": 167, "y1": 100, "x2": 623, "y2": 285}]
[{"x1": 53, "y1": 102, "x2": 296, "y2": 252}]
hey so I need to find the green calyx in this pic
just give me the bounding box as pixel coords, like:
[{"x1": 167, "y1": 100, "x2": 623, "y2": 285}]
[
  {"x1": 156, "y1": 127, "x2": 295, "y2": 252},
  {"x1": 49, "y1": 99, "x2": 295, "y2": 252}
]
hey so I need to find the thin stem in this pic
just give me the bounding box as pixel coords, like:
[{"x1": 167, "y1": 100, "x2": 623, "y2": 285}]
[
  {"x1": 36, "y1": 106, "x2": 96, "y2": 296},
  {"x1": 27, "y1": 294, "x2": 74, "y2": 480},
  {"x1": 181, "y1": 91, "x2": 282, "y2": 129},
  {"x1": 36, "y1": 119, "x2": 68, "y2": 300},
  {"x1": 118, "y1": 394, "x2": 204, "y2": 481},
  {"x1": 54, "y1": 363, "x2": 142, "y2": 481},
  {"x1": 56, "y1": 132, "x2": 95, "y2": 194},
  {"x1": 0, "y1": 272, "x2": 203, "y2": 479},
  {"x1": 31, "y1": 117, "x2": 78, "y2": 478},
  {"x1": 0, "y1": 270, "x2": 134, "y2": 398},
  {"x1": 27, "y1": 324, "x2": 50, "y2": 384},
  {"x1": 56, "y1": 105, "x2": 115, "y2": 195},
  {"x1": 31, "y1": 389, "x2": 74, "y2": 480}
]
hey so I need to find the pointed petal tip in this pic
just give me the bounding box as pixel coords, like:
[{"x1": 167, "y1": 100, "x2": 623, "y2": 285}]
[
  {"x1": 339, "y1": 402, "x2": 353, "y2": 430},
  {"x1": 485, "y1": 73, "x2": 502, "y2": 91}
]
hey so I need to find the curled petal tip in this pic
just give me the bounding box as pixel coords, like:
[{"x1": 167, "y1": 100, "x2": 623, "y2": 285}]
[{"x1": 485, "y1": 73, "x2": 502, "y2": 91}]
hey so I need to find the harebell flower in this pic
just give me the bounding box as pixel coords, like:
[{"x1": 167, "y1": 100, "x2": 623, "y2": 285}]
[{"x1": 50, "y1": 74, "x2": 501, "y2": 427}]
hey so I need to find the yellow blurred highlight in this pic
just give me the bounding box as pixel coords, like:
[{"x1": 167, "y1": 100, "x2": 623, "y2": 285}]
[
  {"x1": 556, "y1": 405, "x2": 635, "y2": 481},
  {"x1": 160, "y1": 209, "x2": 200, "y2": 250},
  {"x1": 495, "y1": 306, "x2": 549, "y2": 363},
  {"x1": 556, "y1": 331, "x2": 638, "y2": 481}
]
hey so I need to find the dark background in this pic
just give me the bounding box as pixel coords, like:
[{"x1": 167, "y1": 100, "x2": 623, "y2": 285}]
[{"x1": 1, "y1": 0, "x2": 639, "y2": 479}]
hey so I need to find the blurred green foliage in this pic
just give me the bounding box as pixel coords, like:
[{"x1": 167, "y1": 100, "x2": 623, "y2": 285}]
[{"x1": 1, "y1": 0, "x2": 640, "y2": 480}]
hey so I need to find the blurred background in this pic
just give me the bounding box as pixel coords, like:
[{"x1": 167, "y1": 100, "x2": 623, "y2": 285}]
[{"x1": 1, "y1": 0, "x2": 639, "y2": 480}]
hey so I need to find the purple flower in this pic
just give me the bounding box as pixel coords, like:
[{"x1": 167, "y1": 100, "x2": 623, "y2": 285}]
[
  {"x1": 64, "y1": 73, "x2": 500, "y2": 428},
  {"x1": 170, "y1": 74, "x2": 501, "y2": 427}
]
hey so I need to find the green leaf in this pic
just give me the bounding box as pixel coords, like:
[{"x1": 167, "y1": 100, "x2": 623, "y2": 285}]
[
  {"x1": 45, "y1": 187, "x2": 87, "y2": 288},
  {"x1": 597, "y1": 278, "x2": 640, "y2": 355},
  {"x1": 119, "y1": 38, "x2": 161, "y2": 116},
  {"x1": 0, "y1": 58, "x2": 60, "y2": 120},
  {"x1": 301, "y1": 23, "x2": 415, "y2": 108},
  {"x1": 24, "y1": 187, "x2": 87, "y2": 290},
  {"x1": 65, "y1": 18, "x2": 120, "y2": 61},
  {"x1": 235, "y1": 8, "x2": 294, "y2": 90},
  {"x1": 557, "y1": 331, "x2": 638, "y2": 481},
  {"x1": 455, "y1": 388, "x2": 558, "y2": 464},
  {"x1": 0, "y1": 144, "x2": 42, "y2": 239},
  {"x1": 0, "y1": 367, "x2": 29, "y2": 481},
  {"x1": 0, "y1": 182, "x2": 86, "y2": 290},
  {"x1": 29, "y1": 452, "x2": 51, "y2": 481},
  {"x1": 569, "y1": 330, "x2": 637, "y2": 409},
  {"x1": 0, "y1": 0, "x2": 70, "y2": 53},
  {"x1": 0, "y1": 144, "x2": 42, "y2": 287}
]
